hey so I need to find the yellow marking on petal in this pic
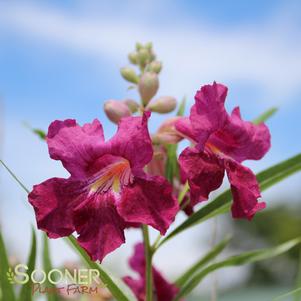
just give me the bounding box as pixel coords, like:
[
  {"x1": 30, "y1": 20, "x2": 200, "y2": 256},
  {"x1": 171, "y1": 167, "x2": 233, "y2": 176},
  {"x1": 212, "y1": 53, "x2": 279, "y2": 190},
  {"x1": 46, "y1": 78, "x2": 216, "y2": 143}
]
[
  {"x1": 206, "y1": 143, "x2": 222, "y2": 155},
  {"x1": 112, "y1": 176, "x2": 120, "y2": 193},
  {"x1": 90, "y1": 158, "x2": 132, "y2": 194}
]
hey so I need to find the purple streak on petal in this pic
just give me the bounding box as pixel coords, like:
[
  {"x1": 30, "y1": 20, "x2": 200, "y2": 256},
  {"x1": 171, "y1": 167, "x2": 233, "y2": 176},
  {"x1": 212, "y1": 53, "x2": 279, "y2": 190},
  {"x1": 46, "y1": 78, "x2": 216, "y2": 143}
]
[{"x1": 73, "y1": 192, "x2": 126, "y2": 262}]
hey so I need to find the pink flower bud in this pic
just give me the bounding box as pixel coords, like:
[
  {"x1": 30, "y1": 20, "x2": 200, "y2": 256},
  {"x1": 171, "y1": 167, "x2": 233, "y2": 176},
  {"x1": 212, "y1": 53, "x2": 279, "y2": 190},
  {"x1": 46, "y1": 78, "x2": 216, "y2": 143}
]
[
  {"x1": 123, "y1": 99, "x2": 140, "y2": 113},
  {"x1": 120, "y1": 67, "x2": 139, "y2": 84},
  {"x1": 147, "y1": 96, "x2": 177, "y2": 114},
  {"x1": 138, "y1": 72, "x2": 159, "y2": 106},
  {"x1": 153, "y1": 117, "x2": 184, "y2": 144},
  {"x1": 104, "y1": 100, "x2": 131, "y2": 124}
]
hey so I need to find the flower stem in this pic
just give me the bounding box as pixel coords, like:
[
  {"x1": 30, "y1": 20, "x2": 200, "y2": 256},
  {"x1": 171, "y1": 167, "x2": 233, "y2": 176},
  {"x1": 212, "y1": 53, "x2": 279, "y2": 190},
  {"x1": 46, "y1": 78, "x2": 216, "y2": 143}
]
[{"x1": 142, "y1": 225, "x2": 153, "y2": 301}]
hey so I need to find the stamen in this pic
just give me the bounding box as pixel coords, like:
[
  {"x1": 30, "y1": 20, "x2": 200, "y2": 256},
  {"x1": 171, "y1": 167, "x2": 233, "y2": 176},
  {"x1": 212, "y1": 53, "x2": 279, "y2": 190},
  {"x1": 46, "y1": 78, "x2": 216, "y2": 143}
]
[{"x1": 90, "y1": 158, "x2": 133, "y2": 194}]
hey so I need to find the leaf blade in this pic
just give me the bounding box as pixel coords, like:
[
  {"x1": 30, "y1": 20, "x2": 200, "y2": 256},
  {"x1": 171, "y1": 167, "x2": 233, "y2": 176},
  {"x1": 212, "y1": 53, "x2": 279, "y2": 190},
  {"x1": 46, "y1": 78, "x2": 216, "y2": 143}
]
[
  {"x1": 43, "y1": 234, "x2": 59, "y2": 301},
  {"x1": 175, "y1": 236, "x2": 231, "y2": 287},
  {"x1": 253, "y1": 107, "x2": 278, "y2": 124},
  {"x1": 19, "y1": 228, "x2": 37, "y2": 301},
  {"x1": 0, "y1": 231, "x2": 16, "y2": 301},
  {"x1": 175, "y1": 237, "x2": 301, "y2": 300}
]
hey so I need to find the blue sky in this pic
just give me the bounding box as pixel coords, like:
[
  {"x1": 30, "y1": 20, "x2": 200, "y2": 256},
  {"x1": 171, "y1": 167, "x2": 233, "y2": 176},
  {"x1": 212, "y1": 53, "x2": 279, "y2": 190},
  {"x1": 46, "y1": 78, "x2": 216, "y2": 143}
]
[{"x1": 0, "y1": 0, "x2": 301, "y2": 293}]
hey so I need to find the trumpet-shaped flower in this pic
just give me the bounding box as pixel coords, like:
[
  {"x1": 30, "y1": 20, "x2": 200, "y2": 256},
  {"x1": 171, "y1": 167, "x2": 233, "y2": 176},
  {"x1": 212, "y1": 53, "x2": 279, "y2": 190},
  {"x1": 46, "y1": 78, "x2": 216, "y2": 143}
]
[
  {"x1": 29, "y1": 113, "x2": 179, "y2": 261},
  {"x1": 123, "y1": 243, "x2": 180, "y2": 301},
  {"x1": 176, "y1": 82, "x2": 271, "y2": 219}
]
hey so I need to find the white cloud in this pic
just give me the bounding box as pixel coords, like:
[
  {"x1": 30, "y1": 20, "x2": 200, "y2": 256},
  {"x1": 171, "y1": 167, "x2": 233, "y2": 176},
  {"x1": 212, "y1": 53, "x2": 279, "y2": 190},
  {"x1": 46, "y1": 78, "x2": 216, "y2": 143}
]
[{"x1": 0, "y1": 2, "x2": 300, "y2": 105}]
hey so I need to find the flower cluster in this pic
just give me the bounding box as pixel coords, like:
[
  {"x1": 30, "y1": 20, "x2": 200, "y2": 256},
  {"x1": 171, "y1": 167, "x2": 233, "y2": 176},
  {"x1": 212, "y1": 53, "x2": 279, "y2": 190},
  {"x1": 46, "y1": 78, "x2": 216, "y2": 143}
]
[{"x1": 28, "y1": 42, "x2": 271, "y2": 301}]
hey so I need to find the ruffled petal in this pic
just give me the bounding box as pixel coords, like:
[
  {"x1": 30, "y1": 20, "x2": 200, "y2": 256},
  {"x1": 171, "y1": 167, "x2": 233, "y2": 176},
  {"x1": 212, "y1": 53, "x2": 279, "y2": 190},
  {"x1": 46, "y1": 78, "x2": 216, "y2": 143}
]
[
  {"x1": 208, "y1": 107, "x2": 271, "y2": 162},
  {"x1": 108, "y1": 112, "x2": 153, "y2": 170},
  {"x1": 117, "y1": 174, "x2": 179, "y2": 235},
  {"x1": 73, "y1": 192, "x2": 126, "y2": 262},
  {"x1": 123, "y1": 277, "x2": 145, "y2": 301},
  {"x1": 225, "y1": 160, "x2": 266, "y2": 220},
  {"x1": 153, "y1": 269, "x2": 179, "y2": 301},
  {"x1": 47, "y1": 119, "x2": 105, "y2": 178},
  {"x1": 179, "y1": 147, "x2": 225, "y2": 206},
  {"x1": 190, "y1": 82, "x2": 228, "y2": 150},
  {"x1": 174, "y1": 117, "x2": 198, "y2": 143},
  {"x1": 28, "y1": 178, "x2": 83, "y2": 238}
]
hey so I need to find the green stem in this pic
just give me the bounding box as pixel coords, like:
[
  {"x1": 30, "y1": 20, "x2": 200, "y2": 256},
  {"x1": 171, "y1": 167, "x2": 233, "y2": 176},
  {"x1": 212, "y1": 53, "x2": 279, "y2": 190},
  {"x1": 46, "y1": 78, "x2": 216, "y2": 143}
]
[
  {"x1": 151, "y1": 233, "x2": 162, "y2": 251},
  {"x1": 142, "y1": 225, "x2": 153, "y2": 301},
  {"x1": 178, "y1": 181, "x2": 189, "y2": 204}
]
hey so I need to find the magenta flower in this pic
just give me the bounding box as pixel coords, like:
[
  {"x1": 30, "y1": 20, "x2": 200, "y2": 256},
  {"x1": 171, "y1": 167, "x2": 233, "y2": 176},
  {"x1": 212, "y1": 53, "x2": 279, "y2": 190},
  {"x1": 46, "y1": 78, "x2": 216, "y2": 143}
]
[
  {"x1": 123, "y1": 243, "x2": 180, "y2": 301},
  {"x1": 176, "y1": 82, "x2": 271, "y2": 220},
  {"x1": 28, "y1": 113, "x2": 179, "y2": 261}
]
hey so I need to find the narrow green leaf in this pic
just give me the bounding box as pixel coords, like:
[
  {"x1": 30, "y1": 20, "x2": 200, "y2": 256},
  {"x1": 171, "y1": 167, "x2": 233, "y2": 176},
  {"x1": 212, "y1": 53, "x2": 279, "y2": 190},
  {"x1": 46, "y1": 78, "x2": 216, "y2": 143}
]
[
  {"x1": 294, "y1": 248, "x2": 301, "y2": 301},
  {"x1": 19, "y1": 228, "x2": 37, "y2": 301},
  {"x1": 32, "y1": 129, "x2": 46, "y2": 140},
  {"x1": 177, "y1": 96, "x2": 186, "y2": 116},
  {"x1": 274, "y1": 287, "x2": 301, "y2": 301},
  {"x1": 174, "y1": 237, "x2": 301, "y2": 300},
  {"x1": 66, "y1": 236, "x2": 137, "y2": 301},
  {"x1": 23, "y1": 122, "x2": 46, "y2": 140},
  {"x1": 43, "y1": 235, "x2": 59, "y2": 301},
  {"x1": 253, "y1": 107, "x2": 278, "y2": 124},
  {"x1": 159, "y1": 153, "x2": 301, "y2": 247},
  {"x1": 0, "y1": 231, "x2": 16, "y2": 301},
  {"x1": 0, "y1": 160, "x2": 30, "y2": 194},
  {"x1": 175, "y1": 236, "x2": 231, "y2": 287}
]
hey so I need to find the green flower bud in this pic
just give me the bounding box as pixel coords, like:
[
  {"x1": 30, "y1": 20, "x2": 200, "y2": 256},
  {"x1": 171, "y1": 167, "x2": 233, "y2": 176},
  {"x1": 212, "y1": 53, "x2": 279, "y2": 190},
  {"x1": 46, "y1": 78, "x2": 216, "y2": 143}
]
[
  {"x1": 128, "y1": 52, "x2": 138, "y2": 64},
  {"x1": 147, "y1": 96, "x2": 177, "y2": 113},
  {"x1": 148, "y1": 60, "x2": 162, "y2": 73},
  {"x1": 138, "y1": 72, "x2": 159, "y2": 106},
  {"x1": 104, "y1": 100, "x2": 131, "y2": 124},
  {"x1": 137, "y1": 48, "x2": 149, "y2": 67},
  {"x1": 120, "y1": 67, "x2": 139, "y2": 84},
  {"x1": 136, "y1": 42, "x2": 143, "y2": 51},
  {"x1": 145, "y1": 42, "x2": 153, "y2": 50},
  {"x1": 123, "y1": 99, "x2": 139, "y2": 113}
]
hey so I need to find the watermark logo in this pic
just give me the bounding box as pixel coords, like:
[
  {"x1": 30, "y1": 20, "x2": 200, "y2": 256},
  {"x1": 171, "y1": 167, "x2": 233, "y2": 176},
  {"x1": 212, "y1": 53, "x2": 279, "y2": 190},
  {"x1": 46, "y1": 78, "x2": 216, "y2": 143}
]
[
  {"x1": 6, "y1": 268, "x2": 15, "y2": 284},
  {"x1": 7, "y1": 264, "x2": 106, "y2": 297}
]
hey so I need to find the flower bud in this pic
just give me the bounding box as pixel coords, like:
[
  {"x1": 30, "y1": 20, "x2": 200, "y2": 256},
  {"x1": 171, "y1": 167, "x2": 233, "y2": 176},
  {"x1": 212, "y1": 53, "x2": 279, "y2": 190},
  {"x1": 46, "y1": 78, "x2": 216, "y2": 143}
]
[
  {"x1": 104, "y1": 100, "x2": 131, "y2": 124},
  {"x1": 136, "y1": 42, "x2": 143, "y2": 51},
  {"x1": 145, "y1": 42, "x2": 153, "y2": 50},
  {"x1": 147, "y1": 96, "x2": 177, "y2": 114},
  {"x1": 148, "y1": 60, "x2": 162, "y2": 73},
  {"x1": 123, "y1": 99, "x2": 139, "y2": 113},
  {"x1": 120, "y1": 67, "x2": 139, "y2": 84},
  {"x1": 128, "y1": 52, "x2": 138, "y2": 64},
  {"x1": 138, "y1": 72, "x2": 159, "y2": 106},
  {"x1": 153, "y1": 117, "x2": 183, "y2": 144},
  {"x1": 137, "y1": 48, "x2": 149, "y2": 67}
]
